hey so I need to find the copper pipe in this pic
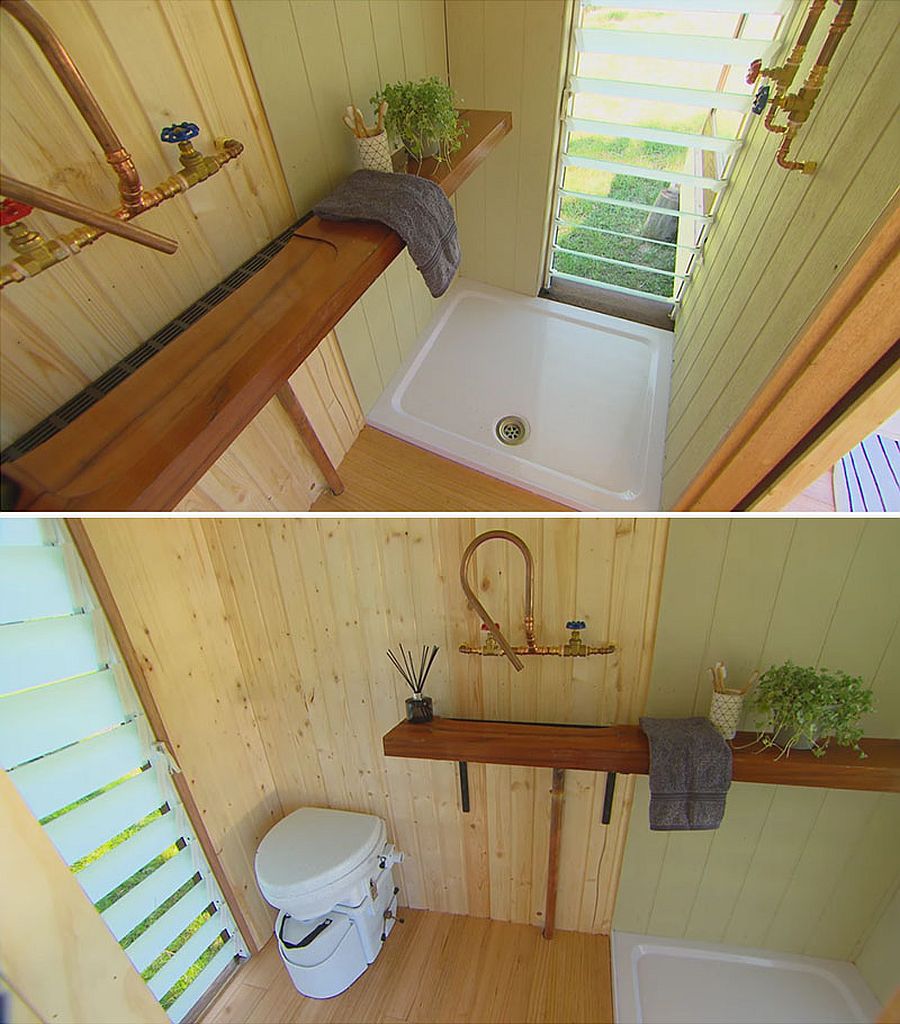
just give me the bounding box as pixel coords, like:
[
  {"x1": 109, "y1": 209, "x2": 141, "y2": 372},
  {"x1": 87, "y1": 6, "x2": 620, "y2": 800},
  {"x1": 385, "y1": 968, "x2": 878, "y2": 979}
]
[
  {"x1": 1, "y1": 138, "x2": 243, "y2": 287},
  {"x1": 458, "y1": 642, "x2": 616, "y2": 658},
  {"x1": 543, "y1": 767, "x2": 565, "y2": 940},
  {"x1": 460, "y1": 530, "x2": 537, "y2": 671},
  {"x1": 0, "y1": 175, "x2": 177, "y2": 254},
  {"x1": 0, "y1": 0, "x2": 144, "y2": 214}
]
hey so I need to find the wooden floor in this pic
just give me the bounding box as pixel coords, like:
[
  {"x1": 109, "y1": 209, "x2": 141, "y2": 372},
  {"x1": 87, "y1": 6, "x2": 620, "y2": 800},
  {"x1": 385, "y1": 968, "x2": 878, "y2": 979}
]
[
  {"x1": 311, "y1": 428, "x2": 573, "y2": 512},
  {"x1": 200, "y1": 909, "x2": 613, "y2": 1024},
  {"x1": 781, "y1": 468, "x2": 837, "y2": 513}
]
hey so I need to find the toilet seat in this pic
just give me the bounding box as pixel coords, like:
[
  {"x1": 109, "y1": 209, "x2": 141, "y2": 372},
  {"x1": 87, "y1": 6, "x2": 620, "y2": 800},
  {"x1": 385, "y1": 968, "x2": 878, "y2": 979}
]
[{"x1": 255, "y1": 807, "x2": 386, "y2": 920}]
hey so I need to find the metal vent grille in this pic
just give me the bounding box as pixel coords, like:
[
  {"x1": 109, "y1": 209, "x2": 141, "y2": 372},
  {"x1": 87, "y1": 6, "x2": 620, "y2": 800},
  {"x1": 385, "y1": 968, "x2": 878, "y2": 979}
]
[{"x1": 1, "y1": 214, "x2": 311, "y2": 463}]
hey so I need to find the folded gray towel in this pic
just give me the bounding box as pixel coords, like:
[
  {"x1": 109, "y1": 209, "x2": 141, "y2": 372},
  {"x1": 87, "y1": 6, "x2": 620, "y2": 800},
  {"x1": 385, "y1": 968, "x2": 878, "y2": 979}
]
[
  {"x1": 313, "y1": 169, "x2": 460, "y2": 298},
  {"x1": 640, "y1": 717, "x2": 732, "y2": 831}
]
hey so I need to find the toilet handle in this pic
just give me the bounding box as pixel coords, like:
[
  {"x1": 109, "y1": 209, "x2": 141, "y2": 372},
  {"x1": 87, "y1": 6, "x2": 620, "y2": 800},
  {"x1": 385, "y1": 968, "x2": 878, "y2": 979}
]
[{"x1": 279, "y1": 914, "x2": 333, "y2": 949}]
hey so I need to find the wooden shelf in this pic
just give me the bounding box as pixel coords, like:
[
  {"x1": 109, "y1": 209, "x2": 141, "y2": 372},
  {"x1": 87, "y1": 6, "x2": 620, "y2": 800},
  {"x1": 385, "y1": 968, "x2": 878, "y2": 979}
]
[
  {"x1": 383, "y1": 718, "x2": 900, "y2": 793},
  {"x1": 4, "y1": 110, "x2": 512, "y2": 511}
]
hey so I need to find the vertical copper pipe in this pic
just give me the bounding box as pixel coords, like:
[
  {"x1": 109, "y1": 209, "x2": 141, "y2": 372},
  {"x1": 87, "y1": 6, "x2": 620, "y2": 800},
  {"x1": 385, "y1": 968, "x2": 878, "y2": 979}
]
[
  {"x1": 543, "y1": 767, "x2": 566, "y2": 940},
  {"x1": 0, "y1": 0, "x2": 144, "y2": 213},
  {"x1": 275, "y1": 383, "x2": 344, "y2": 495}
]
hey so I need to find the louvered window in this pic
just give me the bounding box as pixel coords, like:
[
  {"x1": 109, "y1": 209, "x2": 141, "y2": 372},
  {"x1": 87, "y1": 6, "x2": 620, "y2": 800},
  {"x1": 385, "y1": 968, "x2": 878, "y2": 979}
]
[
  {"x1": 0, "y1": 519, "x2": 245, "y2": 1023},
  {"x1": 547, "y1": 0, "x2": 790, "y2": 314}
]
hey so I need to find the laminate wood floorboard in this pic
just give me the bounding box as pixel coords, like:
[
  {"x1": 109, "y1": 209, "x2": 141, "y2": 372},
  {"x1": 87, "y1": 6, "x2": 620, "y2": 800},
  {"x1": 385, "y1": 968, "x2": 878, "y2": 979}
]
[
  {"x1": 199, "y1": 909, "x2": 613, "y2": 1024},
  {"x1": 311, "y1": 428, "x2": 573, "y2": 512}
]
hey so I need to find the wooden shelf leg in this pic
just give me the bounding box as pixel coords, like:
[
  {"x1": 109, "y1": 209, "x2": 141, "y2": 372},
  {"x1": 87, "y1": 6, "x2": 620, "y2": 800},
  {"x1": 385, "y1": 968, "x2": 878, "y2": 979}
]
[
  {"x1": 275, "y1": 383, "x2": 344, "y2": 495},
  {"x1": 542, "y1": 766, "x2": 565, "y2": 940}
]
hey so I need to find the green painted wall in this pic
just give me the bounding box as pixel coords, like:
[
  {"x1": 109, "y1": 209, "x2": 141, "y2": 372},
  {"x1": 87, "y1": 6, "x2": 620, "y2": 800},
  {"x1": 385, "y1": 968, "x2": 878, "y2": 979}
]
[
  {"x1": 856, "y1": 887, "x2": 900, "y2": 1005},
  {"x1": 614, "y1": 519, "x2": 900, "y2": 1001},
  {"x1": 447, "y1": 0, "x2": 570, "y2": 295},
  {"x1": 664, "y1": 1, "x2": 900, "y2": 507}
]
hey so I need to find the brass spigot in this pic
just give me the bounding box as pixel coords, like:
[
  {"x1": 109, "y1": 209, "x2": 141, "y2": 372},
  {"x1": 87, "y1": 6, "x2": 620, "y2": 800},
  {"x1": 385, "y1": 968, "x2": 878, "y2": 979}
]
[
  {"x1": 481, "y1": 623, "x2": 502, "y2": 655},
  {"x1": 563, "y1": 621, "x2": 588, "y2": 658},
  {"x1": 1, "y1": 211, "x2": 70, "y2": 284}
]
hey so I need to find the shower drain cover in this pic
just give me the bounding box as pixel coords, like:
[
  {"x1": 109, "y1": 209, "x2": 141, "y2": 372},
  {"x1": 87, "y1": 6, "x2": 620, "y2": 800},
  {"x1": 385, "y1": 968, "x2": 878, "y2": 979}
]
[{"x1": 495, "y1": 415, "x2": 530, "y2": 446}]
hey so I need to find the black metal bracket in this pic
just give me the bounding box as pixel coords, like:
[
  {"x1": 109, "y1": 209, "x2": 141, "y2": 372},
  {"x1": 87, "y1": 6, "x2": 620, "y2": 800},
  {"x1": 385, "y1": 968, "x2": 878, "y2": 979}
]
[
  {"x1": 458, "y1": 760, "x2": 470, "y2": 813},
  {"x1": 601, "y1": 771, "x2": 616, "y2": 824}
]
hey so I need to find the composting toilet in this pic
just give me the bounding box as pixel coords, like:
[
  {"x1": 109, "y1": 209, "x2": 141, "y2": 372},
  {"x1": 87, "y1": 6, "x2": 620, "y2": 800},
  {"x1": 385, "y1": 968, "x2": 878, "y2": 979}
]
[{"x1": 254, "y1": 807, "x2": 403, "y2": 999}]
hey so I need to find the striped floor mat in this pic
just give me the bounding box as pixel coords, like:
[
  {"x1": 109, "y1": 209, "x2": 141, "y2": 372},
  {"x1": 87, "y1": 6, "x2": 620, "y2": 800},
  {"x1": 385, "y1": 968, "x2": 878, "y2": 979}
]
[{"x1": 833, "y1": 433, "x2": 900, "y2": 512}]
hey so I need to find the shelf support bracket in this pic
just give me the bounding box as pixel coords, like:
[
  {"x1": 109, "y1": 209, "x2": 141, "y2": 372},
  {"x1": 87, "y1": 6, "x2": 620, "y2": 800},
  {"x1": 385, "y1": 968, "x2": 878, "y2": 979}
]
[
  {"x1": 601, "y1": 771, "x2": 616, "y2": 825},
  {"x1": 458, "y1": 761, "x2": 470, "y2": 813}
]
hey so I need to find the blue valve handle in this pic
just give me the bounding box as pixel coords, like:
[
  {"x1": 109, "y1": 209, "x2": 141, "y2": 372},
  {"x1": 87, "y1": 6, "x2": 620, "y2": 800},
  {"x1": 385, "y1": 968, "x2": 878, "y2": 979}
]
[
  {"x1": 566, "y1": 620, "x2": 586, "y2": 631},
  {"x1": 751, "y1": 85, "x2": 770, "y2": 116},
  {"x1": 160, "y1": 122, "x2": 200, "y2": 144}
]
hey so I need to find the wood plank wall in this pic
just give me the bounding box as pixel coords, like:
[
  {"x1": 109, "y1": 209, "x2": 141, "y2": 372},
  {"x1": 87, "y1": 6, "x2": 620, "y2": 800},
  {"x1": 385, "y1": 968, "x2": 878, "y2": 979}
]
[
  {"x1": 233, "y1": 0, "x2": 451, "y2": 415},
  {"x1": 663, "y1": 0, "x2": 900, "y2": 507},
  {"x1": 0, "y1": 769, "x2": 168, "y2": 1024},
  {"x1": 0, "y1": 0, "x2": 362, "y2": 510},
  {"x1": 446, "y1": 0, "x2": 571, "y2": 296},
  {"x1": 81, "y1": 518, "x2": 668, "y2": 942},
  {"x1": 614, "y1": 519, "x2": 900, "y2": 1000}
]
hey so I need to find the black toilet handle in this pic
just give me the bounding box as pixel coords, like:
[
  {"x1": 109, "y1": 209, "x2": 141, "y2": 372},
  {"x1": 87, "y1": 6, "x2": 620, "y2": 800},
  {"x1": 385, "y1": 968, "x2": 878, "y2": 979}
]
[{"x1": 279, "y1": 914, "x2": 333, "y2": 949}]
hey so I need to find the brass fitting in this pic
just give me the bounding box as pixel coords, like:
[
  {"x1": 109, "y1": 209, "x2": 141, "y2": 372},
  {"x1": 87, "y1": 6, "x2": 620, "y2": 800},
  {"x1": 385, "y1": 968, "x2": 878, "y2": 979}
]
[
  {"x1": 1, "y1": 220, "x2": 71, "y2": 282},
  {"x1": 0, "y1": 137, "x2": 243, "y2": 289}
]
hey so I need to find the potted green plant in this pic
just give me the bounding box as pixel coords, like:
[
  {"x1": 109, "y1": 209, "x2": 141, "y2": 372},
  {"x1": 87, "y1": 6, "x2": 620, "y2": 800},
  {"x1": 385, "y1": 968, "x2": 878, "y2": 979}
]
[
  {"x1": 746, "y1": 660, "x2": 874, "y2": 759},
  {"x1": 371, "y1": 77, "x2": 466, "y2": 168}
]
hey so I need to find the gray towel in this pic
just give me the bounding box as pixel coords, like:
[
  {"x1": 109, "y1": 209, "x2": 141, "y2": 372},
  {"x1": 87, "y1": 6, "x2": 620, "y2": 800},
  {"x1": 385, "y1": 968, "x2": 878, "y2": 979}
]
[
  {"x1": 313, "y1": 169, "x2": 460, "y2": 297},
  {"x1": 640, "y1": 717, "x2": 732, "y2": 831}
]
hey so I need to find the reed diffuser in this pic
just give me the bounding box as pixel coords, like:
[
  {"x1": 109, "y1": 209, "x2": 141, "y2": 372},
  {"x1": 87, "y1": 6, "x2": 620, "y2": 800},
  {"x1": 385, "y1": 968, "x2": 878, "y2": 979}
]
[{"x1": 387, "y1": 643, "x2": 438, "y2": 723}]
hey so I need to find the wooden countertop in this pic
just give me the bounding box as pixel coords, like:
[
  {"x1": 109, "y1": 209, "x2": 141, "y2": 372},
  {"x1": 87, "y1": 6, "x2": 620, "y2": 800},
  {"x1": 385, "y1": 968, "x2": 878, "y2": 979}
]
[
  {"x1": 382, "y1": 718, "x2": 900, "y2": 793},
  {"x1": 4, "y1": 110, "x2": 512, "y2": 511}
]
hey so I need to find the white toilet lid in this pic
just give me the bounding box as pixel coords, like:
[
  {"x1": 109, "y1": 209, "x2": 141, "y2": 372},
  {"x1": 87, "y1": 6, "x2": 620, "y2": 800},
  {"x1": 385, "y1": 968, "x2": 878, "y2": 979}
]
[{"x1": 255, "y1": 807, "x2": 384, "y2": 903}]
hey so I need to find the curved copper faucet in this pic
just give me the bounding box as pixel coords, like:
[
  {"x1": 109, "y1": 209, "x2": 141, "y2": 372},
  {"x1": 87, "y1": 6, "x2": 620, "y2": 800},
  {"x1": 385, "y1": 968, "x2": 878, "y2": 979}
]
[
  {"x1": 459, "y1": 529, "x2": 615, "y2": 670},
  {"x1": 459, "y1": 530, "x2": 538, "y2": 672}
]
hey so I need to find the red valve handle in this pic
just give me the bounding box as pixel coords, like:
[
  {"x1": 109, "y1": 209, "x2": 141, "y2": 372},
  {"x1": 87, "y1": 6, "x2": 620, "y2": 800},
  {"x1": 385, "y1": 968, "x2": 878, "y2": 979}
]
[
  {"x1": 0, "y1": 198, "x2": 33, "y2": 226},
  {"x1": 746, "y1": 59, "x2": 763, "y2": 85}
]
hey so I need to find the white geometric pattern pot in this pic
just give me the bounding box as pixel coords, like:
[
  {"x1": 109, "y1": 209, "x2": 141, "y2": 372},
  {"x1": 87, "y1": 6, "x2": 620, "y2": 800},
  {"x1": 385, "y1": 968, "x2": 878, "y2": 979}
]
[
  {"x1": 356, "y1": 131, "x2": 393, "y2": 173},
  {"x1": 709, "y1": 691, "x2": 743, "y2": 739}
]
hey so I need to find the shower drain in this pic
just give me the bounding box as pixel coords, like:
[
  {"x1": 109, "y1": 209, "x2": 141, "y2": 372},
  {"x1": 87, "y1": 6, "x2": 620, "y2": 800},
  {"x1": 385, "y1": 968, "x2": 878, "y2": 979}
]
[{"x1": 495, "y1": 415, "x2": 530, "y2": 446}]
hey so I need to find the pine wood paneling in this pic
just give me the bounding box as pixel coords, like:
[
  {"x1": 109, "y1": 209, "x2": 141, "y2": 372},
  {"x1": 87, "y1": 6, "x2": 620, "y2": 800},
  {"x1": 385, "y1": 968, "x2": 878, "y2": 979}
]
[
  {"x1": 614, "y1": 519, "x2": 900, "y2": 972},
  {"x1": 233, "y1": 0, "x2": 451, "y2": 415},
  {"x1": 664, "y1": 1, "x2": 900, "y2": 507},
  {"x1": 447, "y1": 0, "x2": 570, "y2": 296},
  {"x1": 0, "y1": 770, "x2": 168, "y2": 1024},
  {"x1": 81, "y1": 518, "x2": 668, "y2": 936}
]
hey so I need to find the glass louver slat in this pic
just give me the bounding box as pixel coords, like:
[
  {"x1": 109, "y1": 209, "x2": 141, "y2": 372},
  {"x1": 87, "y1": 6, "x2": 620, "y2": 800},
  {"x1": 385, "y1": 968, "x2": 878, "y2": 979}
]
[
  {"x1": 575, "y1": 28, "x2": 774, "y2": 64},
  {"x1": 581, "y1": 0, "x2": 788, "y2": 13},
  {"x1": 0, "y1": 668, "x2": 125, "y2": 768},
  {"x1": 566, "y1": 117, "x2": 741, "y2": 154},
  {"x1": 562, "y1": 153, "x2": 726, "y2": 191},
  {"x1": 43, "y1": 768, "x2": 167, "y2": 864},
  {"x1": 570, "y1": 76, "x2": 752, "y2": 111},
  {"x1": 10, "y1": 721, "x2": 147, "y2": 819},
  {"x1": 102, "y1": 846, "x2": 199, "y2": 941},
  {"x1": 165, "y1": 940, "x2": 238, "y2": 1024},
  {"x1": 0, "y1": 613, "x2": 100, "y2": 694}
]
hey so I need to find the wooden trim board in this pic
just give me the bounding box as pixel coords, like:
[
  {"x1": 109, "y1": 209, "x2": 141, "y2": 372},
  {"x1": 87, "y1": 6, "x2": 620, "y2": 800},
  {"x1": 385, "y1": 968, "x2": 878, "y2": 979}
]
[
  {"x1": 3, "y1": 110, "x2": 512, "y2": 511},
  {"x1": 674, "y1": 195, "x2": 900, "y2": 511},
  {"x1": 383, "y1": 718, "x2": 900, "y2": 793}
]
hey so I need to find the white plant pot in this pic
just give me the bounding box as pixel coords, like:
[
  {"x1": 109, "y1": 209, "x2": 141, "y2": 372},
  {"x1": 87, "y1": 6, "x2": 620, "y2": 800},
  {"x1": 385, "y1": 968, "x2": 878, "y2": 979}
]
[
  {"x1": 356, "y1": 131, "x2": 393, "y2": 173},
  {"x1": 709, "y1": 691, "x2": 744, "y2": 739}
]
